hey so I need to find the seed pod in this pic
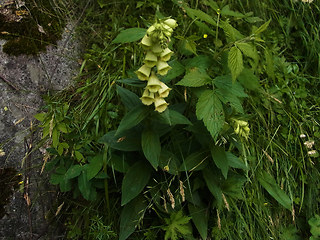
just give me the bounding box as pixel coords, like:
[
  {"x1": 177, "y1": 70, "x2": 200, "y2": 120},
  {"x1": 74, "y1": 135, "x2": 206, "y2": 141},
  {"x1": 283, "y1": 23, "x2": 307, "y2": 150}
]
[
  {"x1": 136, "y1": 64, "x2": 151, "y2": 81},
  {"x1": 157, "y1": 61, "x2": 172, "y2": 76}
]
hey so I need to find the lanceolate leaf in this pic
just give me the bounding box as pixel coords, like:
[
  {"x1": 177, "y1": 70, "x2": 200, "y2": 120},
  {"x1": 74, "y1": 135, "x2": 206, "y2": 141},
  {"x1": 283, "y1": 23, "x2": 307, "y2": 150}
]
[
  {"x1": 113, "y1": 28, "x2": 147, "y2": 44},
  {"x1": 237, "y1": 68, "x2": 261, "y2": 90},
  {"x1": 236, "y1": 42, "x2": 258, "y2": 62},
  {"x1": 176, "y1": 68, "x2": 211, "y2": 87},
  {"x1": 228, "y1": 46, "x2": 244, "y2": 81},
  {"x1": 196, "y1": 90, "x2": 224, "y2": 140},
  {"x1": 116, "y1": 85, "x2": 142, "y2": 110},
  {"x1": 185, "y1": 7, "x2": 216, "y2": 26},
  {"x1": 141, "y1": 129, "x2": 161, "y2": 169},
  {"x1": 211, "y1": 145, "x2": 229, "y2": 179},
  {"x1": 119, "y1": 195, "x2": 147, "y2": 240},
  {"x1": 121, "y1": 161, "x2": 152, "y2": 206},
  {"x1": 258, "y1": 170, "x2": 291, "y2": 210},
  {"x1": 116, "y1": 105, "x2": 149, "y2": 136},
  {"x1": 189, "y1": 204, "x2": 208, "y2": 240},
  {"x1": 202, "y1": 167, "x2": 223, "y2": 208},
  {"x1": 254, "y1": 19, "x2": 271, "y2": 35}
]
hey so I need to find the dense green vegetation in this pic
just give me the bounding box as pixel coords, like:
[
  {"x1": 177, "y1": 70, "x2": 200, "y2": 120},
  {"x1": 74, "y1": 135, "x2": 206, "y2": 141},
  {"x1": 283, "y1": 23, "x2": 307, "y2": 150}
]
[{"x1": 33, "y1": 0, "x2": 320, "y2": 239}]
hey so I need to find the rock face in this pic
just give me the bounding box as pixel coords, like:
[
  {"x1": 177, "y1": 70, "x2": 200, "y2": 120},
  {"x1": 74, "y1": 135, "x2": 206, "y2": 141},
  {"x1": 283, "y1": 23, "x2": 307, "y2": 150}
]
[{"x1": 0, "y1": 21, "x2": 80, "y2": 239}]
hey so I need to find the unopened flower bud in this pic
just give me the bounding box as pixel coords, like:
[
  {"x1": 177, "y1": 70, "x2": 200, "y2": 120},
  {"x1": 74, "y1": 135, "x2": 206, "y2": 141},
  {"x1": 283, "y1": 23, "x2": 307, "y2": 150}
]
[
  {"x1": 136, "y1": 64, "x2": 151, "y2": 81},
  {"x1": 157, "y1": 61, "x2": 172, "y2": 76},
  {"x1": 147, "y1": 25, "x2": 156, "y2": 35},
  {"x1": 164, "y1": 19, "x2": 178, "y2": 29}
]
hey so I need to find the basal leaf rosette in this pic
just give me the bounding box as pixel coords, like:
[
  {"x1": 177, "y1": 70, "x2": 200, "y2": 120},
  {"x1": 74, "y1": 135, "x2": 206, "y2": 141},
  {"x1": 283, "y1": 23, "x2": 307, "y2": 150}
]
[{"x1": 137, "y1": 18, "x2": 177, "y2": 113}]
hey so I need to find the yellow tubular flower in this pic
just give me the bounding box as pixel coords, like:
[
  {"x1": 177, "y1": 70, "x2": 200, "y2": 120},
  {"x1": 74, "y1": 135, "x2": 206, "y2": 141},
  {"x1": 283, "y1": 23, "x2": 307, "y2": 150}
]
[
  {"x1": 140, "y1": 88, "x2": 155, "y2": 106},
  {"x1": 158, "y1": 82, "x2": 171, "y2": 98},
  {"x1": 157, "y1": 61, "x2": 172, "y2": 76},
  {"x1": 160, "y1": 48, "x2": 173, "y2": 62},
  {"x1": 136, "y1": 64, "x2": 151, "y2": 81},
  {"x1": 154, "y1": 97, "x2": 169, "y2": 113},
  {"x1": 144, "y1": 51, "x2": 158, "y2": 67},
  {"x1": 151, "y1": 43, "x2": 163, "y2": 54},
  {"x1": 147, "y1": 71, "x2": 162, "y2": 93},
  {"x1": 141, "y1": 35, "x2": 153, "y2": 49},
  {"x1": 163, "y1": 19, "x2": 178, "y2": 29}
]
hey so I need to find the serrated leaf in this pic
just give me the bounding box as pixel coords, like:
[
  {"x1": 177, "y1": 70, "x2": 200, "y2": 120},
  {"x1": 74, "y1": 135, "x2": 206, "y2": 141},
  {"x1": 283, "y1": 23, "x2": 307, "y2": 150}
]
[
  {"x1": 119, "y1": 195, "x2": 147, "y2": 240},
  {"x1": 203, "y1": 0, "x2": 219, "y2": 11},
  {"x1": 115, "y1": 105, "x2": 149, "y2": 136},
  {"x1": 121, "y1": 161, "x2": 151, "y2": 206},
  {"x1": 237, "y1": 68, "x2": 261, "y2": 90},
  {"x1": 141, "y1": 129, "x2": 161, "y2": 169},
  {"x1": 258, "y1": 171, "x2": 291, "y2": 210},
  {"x1": 265, "y1": 48, "x2": 275, "y2": 81},
  {"x1": 221, "y1": 5, "x2": 245, "y2": 18},
  {"x1": 176, "y1": 68, "x2": 211, "y2": 87},
  {"x1": 163, "y1": 210, "x2": 192, "y2": 240},
  {"x1": 87, "y1": 155, "x2": 103, "y2": 180},
  {"x1": 220, "y1": 21, "x2": 244, "y2": 41},
  {"x1": 185, "y1": 55, "x2": 212, "y2": 71},
  {"x1": 52, "y1": 128, "x2": 60, "y2": 148},
  {"x1": 196, "y1": 90, "x2": 224, "y2": 140},
  {"x1": 112, "y1": 28, "x2": 146, "y2": 44},
  {"x1": 236, "y1": 42, "x2": 258, "y2": 62},
  {"x1": 228, "y1": 46, "x2": 244, "y2": 81},
  {"x1": 254, "y1": 19, "x2": 271, "y2": 35},
  {"x1": 211, "y1": 145, "x2": 229, "y2": 179},
  {"x1": 116, "y1": 85, "x2": 142, "y2": 110},
  {"x1": 189, "y1": 204, "x2": 208, "y2": 240},
  {"x1": 213, "y1": 75, "x2": 248, "y2": 97},
  {"x1": 65, "y1": 165, "x2": 83, "y2": 179},
  {"x1": 185, "y1": 7, "x2": 216, "y2": 26},
  {"x1": 162, "y1": 60, "x2": 185, "y2": 82}
]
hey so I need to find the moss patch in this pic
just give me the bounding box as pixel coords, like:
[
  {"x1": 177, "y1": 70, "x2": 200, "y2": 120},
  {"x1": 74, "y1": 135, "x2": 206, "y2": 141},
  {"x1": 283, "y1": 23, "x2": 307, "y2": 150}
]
[
  {"x1": 0, "y1": 0, "x2": 65, "y2": 56},
  {"x1": 0, "y1": 167, "x2": 22, "y2": 219}
]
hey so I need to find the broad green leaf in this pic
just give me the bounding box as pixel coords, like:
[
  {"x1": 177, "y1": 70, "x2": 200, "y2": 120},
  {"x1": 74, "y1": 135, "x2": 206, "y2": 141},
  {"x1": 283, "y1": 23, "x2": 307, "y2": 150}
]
[
  {"x1": 34, "y1": 112, "x2": 46, "y2": 122},
  {"x1": 216, "y1": 89, "x2": 244, "y2": 113},
  {"x1": 220, "y1": 21, "x2": 244, "y2": 41},
  {"x1": 228, "y1": 46, "x2": 244, "y2": 81},
  {"x1": 52, "y1": 127, "x2": 59, "y2": 148},
  {"x1": 189, "y1": 204, "x2": 208, "y2": 240},
  {"x1": 254, "y1": 19, "x2": 271, "y2": 35},
  {"x1": 202, "y1": 167, "x2": 223, "y2": 207},
  {"x1": 221, "y1": 173, "x2": 246, "y2": 199},
  {"x1": 141, "y1": 129, "x2": 161, "y2": 169},
  {"x1": 121, "y1": 161, "x2": 151, "y2": 206},
  {"x1": 213, "y1": 75, "x2": 248, "y2": 97},
  {"x1": 78, "y1": 171, "x2": 91, "y2": 200},
  {"x1": 112, "y1": 28, "x2": 147, "y2": 44},
  {"x1": 226, "y1": 152, "x2": 248, "y2": 170},
  {"x1": 194, "y1": 21, "x2": 215, "y2": 36},
  {"x1": 236, "y1": 42, "x2": 258, "y2": 62},
  {"x1": 159, "y1": 150, "x2": 181, "y2": 175},
  {"x1": 163, "y1": 210, "x2": 192, "y2": 240},
  {"x1": 211, "y1": 145, "x2": 229, "y2": 179},
  {"x1": 203, "y1": 0, "x2": 219, "y2": 11},
  {"x1": 116, "y1": 78, "x2": 145, "y2": 87},
  {"x1": 115, "y1": 105, "x2": 149, "y2": 135},
  {"x1": 99, "y1": 130, "x2": 141, "y2": 151},
  {"x1": 74, "y1": 151, "x2": 84, "y2": 162},
  {"x1": 57, "y1": 123, "x2": 68, "y2": 133},
  {"x1": 87, "y1": 155, "x2": 103, "y2": 180},
  {"x1": 119, "y1": 195, "x2": 147, "y2": 240},
  {"x1": 309, "y1": 215, "x2": 320, "y2": 238},
  {"x1": 116, "y1": 85, "x2": 142, "y2": 110},
  {"x1": 180, "y1": 150, "x2": 209, "y2": 171},
  {"x1": 196, "y1": 90, "x2": 224, "y2": 140},
  {"x1": 179, "y1": 39, "x2": 197, "y2": 55},
  {"x1": 176, "y1": 68, "x2": 211, "y2": 87},
  {"x1": 59, "y1": 177, "x2": 72, "y2": 192},
  {"x1": 185, "y1": 55, "x2": 212, "y2": 71},
  {"x1": 258, "y1": 171, "x2": 291, "y2": 210},
  {"x1": 237, "y1": 68, "x2": 261, "y2": 90},
  {"x1": 185, "y1": 7, "x2": 216, "y2": 26},
  {"x1": 168, "y1": 109, "x2": 192, "y2": 126},
  {"x1": 108, "y1": 154, "x2": 130, "y2": 173},
  {"x1": 65, "y1": 165, "x2": 83, "y2": 179},
  {"x1": 221, "y1": 5, "x2": 245, "y2": 18}
]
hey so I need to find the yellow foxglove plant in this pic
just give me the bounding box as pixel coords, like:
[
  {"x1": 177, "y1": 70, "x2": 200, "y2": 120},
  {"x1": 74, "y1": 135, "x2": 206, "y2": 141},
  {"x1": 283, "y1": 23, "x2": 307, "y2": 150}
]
[{"x1": 136, "y1": 18, "x2": 177, "y2": 113}]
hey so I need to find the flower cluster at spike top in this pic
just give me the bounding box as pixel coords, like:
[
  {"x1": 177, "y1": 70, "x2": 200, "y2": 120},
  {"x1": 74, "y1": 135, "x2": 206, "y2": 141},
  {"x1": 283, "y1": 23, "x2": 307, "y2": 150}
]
[{"x1": 135, "y1": 18, "x2": 178, "y2": 113}]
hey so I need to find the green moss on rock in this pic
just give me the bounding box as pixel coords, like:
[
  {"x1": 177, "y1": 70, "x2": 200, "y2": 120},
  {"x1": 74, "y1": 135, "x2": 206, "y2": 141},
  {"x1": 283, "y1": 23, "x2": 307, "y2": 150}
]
[{"x1": 0, "y1": 0, "x2": 65, "y2": 56}]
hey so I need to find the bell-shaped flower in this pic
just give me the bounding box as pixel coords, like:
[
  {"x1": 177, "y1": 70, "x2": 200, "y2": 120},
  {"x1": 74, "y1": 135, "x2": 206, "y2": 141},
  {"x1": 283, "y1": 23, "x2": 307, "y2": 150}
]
[
  {"x1": 141, "y1": 35, "x2": 153, "y2": 49},
  {"x1": 158, "y1": 82, "x2": 171, "y2": 98},
  {"x1": 136, "y1": 64, "x2": 151, "y2": 81},
  {"x1": 162, "y1": 24, "x2": 173, "y2": 38},
  {"x1": 146, "y1": 71, "x2": 162, "y2": 93},
  {"x1": 144, "y1": 51, "x2": 158, "y2": 67},
  {"x1": 164, "y1": 19, "x2": 178, "y2": 29},
  {"x1": 140, "y1": 88, "x2": 155, "y2": 106},
  {"x1": 154, "y1": 96, "x2": 169, "y2": 113},
  {"x1": 157, "y1": 61, "x2": 172, "y2": 76},
  {"x1": 151, "y1": 43, "x2": 163, "y2": 54},
  {"x1": 147, "y1": 25, "x2": 156, "y2": 36},
  {"x1": 160, "y1": 48, "x2": 173, "y2": 62}
]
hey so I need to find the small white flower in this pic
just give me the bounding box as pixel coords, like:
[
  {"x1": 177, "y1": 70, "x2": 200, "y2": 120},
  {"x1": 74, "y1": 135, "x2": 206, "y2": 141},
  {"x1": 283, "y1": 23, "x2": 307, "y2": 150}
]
[{"x1": 304, "y1": 140, "x2": 315, "y2": 149}]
